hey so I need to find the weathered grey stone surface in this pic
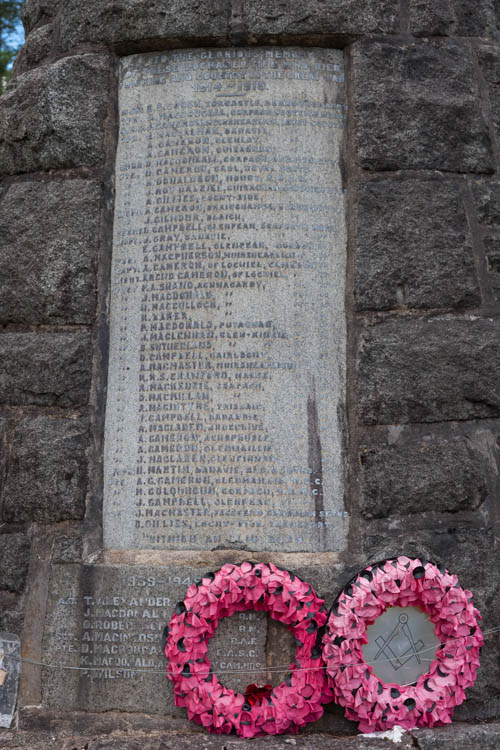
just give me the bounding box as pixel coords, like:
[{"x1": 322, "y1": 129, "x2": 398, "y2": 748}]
[
  {"x1": 14, "y1": 24, "x2": 54, "y2": 73},
  {"x1": 0, "y1": 54, "x2": 109, "y2": 176},
  {"x1": 2, "y1": 418, "x2": 88, "y2": 524},
  {"x1": 472, "y1": 179, "x2": 500, "y2": 227},
  {"x1": 355, "y1": 180, "x2": 479, "y2": 311},
  {"x1": 59, "y1": 0, "x2": 231, "y2": 49},
  {"x1": 0, "y1": 534, "x2": 30, "y2": 594},
  {"x1": 477, "y1": 44, "x2": 500, "y2": 83},
  {"x1": 471, "y1": 179, "x2": 500, "y2": 301},
  {"x1": 104, "y1": 47, "x2": 347, "y2": 553},
  {"x1": 485, "y1": 238, "x2": 500, "y2": 302},
  {"x1": 21, "y1": 0, "x2": 58, "y2": 34},
  {"x1": 0, "y1": 726, "x2": 417, "y2": 750},
  {"x1": 0, "y1": 418, "x2": 5, "y2": 503},
  {"x1": 358, "y1": 318, "x2": 500, "y2": 425},
  {"x1": 477, "y1": 46, "x2": 500, "y2": 155},
  {"x1": 487, "y1": 86, "x2": 500, "y2": 145},
  {"x1": 0, "y1": 332, "x2": 92, "y2": 407},
  {"x1": 4, "y1": 722, "x2": 500, "y2": 749},
  {"x1": 0, "y1": 180, "x2": 101, "y2": 324},
  {"x1": 63, "y1": 730, "x2": 415, "y2": 749},
  {"x1": 352, "y1": 40, "x2": 493, "y2": 173},
  {"x1": 15, "y1": 705, "x2": 356, "y2": 741},
  {"x1": 52, "y1": 535, "x2": 83, "y2": 564},
  {"x1": 360, "y1": 428, "x2": 491, "y2": 519},
  {"x1": 408, "y1": 1, "x2": 496, "y2": 37},
  {"x1": 244, "y1": 0, "x2": 399, "y2": 36},
  {"x1": 42, "y1": 562, "x2": 340, "y2": 717},
  {"x1": 414, "y1": 722, "x2": 500, "y2": 749},
  {"x1": 0, "y1": 595, "x2": 24, "y2": 636},
  {"x1": 42, "y1": 564, "x2": 190, "y2": 715},
  {"x1": 207, "y1": 609, "x2": 268, "y2": 692},
  {"x1": 43, "y1": 564, "x2": 279, "y2": 715}
]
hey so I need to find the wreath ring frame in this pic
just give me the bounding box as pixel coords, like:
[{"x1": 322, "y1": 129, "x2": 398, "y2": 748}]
[
  {"x1": 164, "y1": 561, "x2": 333, "y2": 737},
  {"x1": 321, "y1": 556, "x2": 483, "y2": 733}
]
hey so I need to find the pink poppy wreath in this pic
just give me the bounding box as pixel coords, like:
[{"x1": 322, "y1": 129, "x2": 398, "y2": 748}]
[
  {"x1": 164, "y1": 562, "x2": 333, "y2": 737},
  {"x1": 322, "y1": 556, "x2": 483, "y2": 733}
]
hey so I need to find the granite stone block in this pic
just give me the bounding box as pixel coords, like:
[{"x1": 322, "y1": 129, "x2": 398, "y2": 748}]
[
  {"x1": 2, "y1": 417, "x2": 89, "y2": 524},
  {"x1": 0, "y1": 597, "x2": 24, "y2": 636},
  {"x1": 352, "y1": 40, "x2": 493, "y2": 173},
  {"x1": 360, "y1": 428, "x2": 492, "y2": 519},
  {"x1": 477, "y1": 44, "x2": 500, "y2": 84},
  {"x1": 444, "y1": 1, "x2": 494, "y2": 37},
  {"x1": 21, "y1": 0, "x2": 58, "y2": 34},
  {"x1": 485, "y1": 238, "x2": 500, "y2": 302},
  {"x1": 355, "y1": 180, "x2": 479, "y2": 311},
  {"x1": 471, "y1": 179, "x2": 500, "y2": 302},
  {"x1": 472, "y1": 179, "x2": 500, "y2": 227},
  {"x1": 3, "y1": 724, "x2": 500, "y2": 749},
  {"x1": 414, "y1": 723, "x2": 500, "y2": 750},
  {"x1": 59, "y1": 0, "x2": 231, "y2": 50},
  {"x1": 244, "y1": 0, "x2": 399, "y2": 36},
  {"x1": 52, "y1": 535, "x2": 83, "y2": 564},
  {"x1": 358, "y1": 318, "x2": 500, "y2": 425},
  {"x1": 0, "y1": 180, "x2": 101, "y2": 324},
  {"x1": 409, "y1": 1, "x2": 495, "y2": 37},
  {"x1": 0, "y1": 418, "x2": 6, "y2": 510},
  {"x1": 490, "y1": 84, "x2": 500, "y2": 145},
  {"x1": 0, "y1": 331, "x2": 92, "y2": 407},
  {"x1": 0, "y1": 54, "x2": 109, "y2": 176},
  {"x1": 0, "y1": 534, "x2": 30, "y2": 594},
  {"x1": 477, "y1": 46, "x2": 500, "y2": 157},
  {"x1": 66, "y1": 729, "x2": 416, "y2": 749},
  {"x1": 13, "y1": 25, "x2": 54, "y2": 73}
]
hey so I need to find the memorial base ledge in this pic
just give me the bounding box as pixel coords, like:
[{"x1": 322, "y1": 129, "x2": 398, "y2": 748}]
[
  {"x1": 1, "y1": 715, "x2": 499, "y2": 750},
  {"x1": 99, "y1": 549, "x2": 344, "y2": 567}
]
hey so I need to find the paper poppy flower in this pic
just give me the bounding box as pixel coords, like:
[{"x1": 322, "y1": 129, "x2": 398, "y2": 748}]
[
  {"x1": 322, "y1": 557, "x2": 483, "y2": 733},
  {"x1": 244, "y1": 683, "x2": 273, "y2": 706},
  {"x1": 164, "y1": 562, "x2": 333, "y2": 737}
]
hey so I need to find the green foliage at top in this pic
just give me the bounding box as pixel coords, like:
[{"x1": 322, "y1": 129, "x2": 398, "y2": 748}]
[{"x1": 1, "y1": 0, "x2": 23, "y2": 94}]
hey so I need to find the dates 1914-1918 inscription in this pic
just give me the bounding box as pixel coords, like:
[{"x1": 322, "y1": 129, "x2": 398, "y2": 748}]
[{"x1": 104, "y1": 47, "x2": 348, "y2": 552}]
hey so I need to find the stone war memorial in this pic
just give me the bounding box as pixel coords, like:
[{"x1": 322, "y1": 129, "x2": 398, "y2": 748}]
[{"x1": 0, "y1": 0, "x2": 500, "y2": 747}]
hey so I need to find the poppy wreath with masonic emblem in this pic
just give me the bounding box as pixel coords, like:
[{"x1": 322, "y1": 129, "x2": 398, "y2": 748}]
[
  {"x1": 322, "y1": 556, "x2": 483, "y2": 733},
  {"x1": 164, "y1": 561, "x2": 333, "y2": 737}
]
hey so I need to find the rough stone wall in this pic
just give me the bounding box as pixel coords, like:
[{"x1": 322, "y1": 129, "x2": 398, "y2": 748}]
[{"x1": 0, "y1": 0, "x2": 499, "y2": 741}]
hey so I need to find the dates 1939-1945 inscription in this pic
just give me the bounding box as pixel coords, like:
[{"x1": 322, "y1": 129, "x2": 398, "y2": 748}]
[
  {"x1": 104, "y1": 47, "x2": 348, "y2": 552},
  {"x1": 42, "y1": 566, "x2": 272, "y2": 711}
]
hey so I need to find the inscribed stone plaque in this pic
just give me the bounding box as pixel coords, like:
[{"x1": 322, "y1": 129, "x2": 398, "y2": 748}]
[
  {"x1": 104, "y1": 47, "x2": 348, "y2": 551},
  {"x1": 42, "y1": 564, "x2": 286, "y2": 713}
]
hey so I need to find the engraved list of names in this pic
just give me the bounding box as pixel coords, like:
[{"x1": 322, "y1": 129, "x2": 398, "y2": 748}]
[{"x1": 104, "y1": 47, "x2": 348, "y2": 552}]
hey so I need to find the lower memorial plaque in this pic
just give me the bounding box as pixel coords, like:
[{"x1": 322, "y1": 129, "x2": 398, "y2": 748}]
[
  {"x1": 103, "y1": 46, "x2": 348, "y2": 552},
  {"x1": 42, "y1": 564, "x2": 297, "y2": 713},
  {"x1": 43, "y1": 565, "x2": 186, "y2": 714}
]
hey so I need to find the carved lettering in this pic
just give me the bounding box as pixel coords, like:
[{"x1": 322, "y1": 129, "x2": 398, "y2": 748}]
[{"x1": 104, "y1": 47, "x2": 348, "y2": 552}]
